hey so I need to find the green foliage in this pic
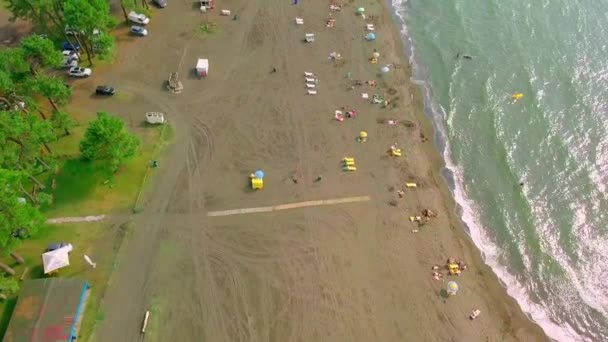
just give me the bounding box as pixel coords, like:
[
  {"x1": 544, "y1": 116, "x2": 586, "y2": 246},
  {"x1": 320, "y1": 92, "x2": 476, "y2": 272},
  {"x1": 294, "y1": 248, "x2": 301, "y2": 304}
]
[
  {"x1": 0, "y1": 169, "x2": 45, "y2": 251},
  {"x1": 0, "y1": 278, "x2": 19, "y2": 296},
  {"x1": 0, "y1": 110, "x2": 56, "y2": 174},
  {"x1": 64, "y1": 0, "x2": 115, "y2": 57},
  {"x1": 79, "y1": 112, "x2": 140, "y2": 172},
  {"x1": 51, "y1": 110, "x2": 75, "y2": 136},
  {"x1": 19, "y1": 35, "x2": 63, "y2": 72}
]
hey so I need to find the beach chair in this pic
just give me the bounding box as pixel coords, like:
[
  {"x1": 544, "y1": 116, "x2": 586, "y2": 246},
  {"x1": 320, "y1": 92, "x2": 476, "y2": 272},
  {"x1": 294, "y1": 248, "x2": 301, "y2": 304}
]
[
  {"x1": 342, "y1": 165, "x2": 357, "y2": 171},
  {"x1": 305, "y1": 77, "x2": 316, "y2": 83},
  {"x1": 304, "y1": 72, "x2": 315, "y2": 77},
  {"x1": 366, "y1": 24, "x2": 375, "y2": 31},
  {"x1": 307, "y1": 90, "x2": 317, "y2": 95},
  {"x1": 306, "y1": 83, "x2": 316, "y2": 89},
  {"x1": 295, "y1": 18, "x2": 304, "y2": 25}
]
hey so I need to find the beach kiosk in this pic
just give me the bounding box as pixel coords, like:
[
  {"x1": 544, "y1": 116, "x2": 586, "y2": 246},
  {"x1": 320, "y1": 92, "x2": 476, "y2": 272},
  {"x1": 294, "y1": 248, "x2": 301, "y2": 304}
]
[
  {"x1": 196, "y1": 58, "x2": 209, "y2": 78},
  {"x1": 250, "y1": 170, "x2": 264, "y2": 190}
]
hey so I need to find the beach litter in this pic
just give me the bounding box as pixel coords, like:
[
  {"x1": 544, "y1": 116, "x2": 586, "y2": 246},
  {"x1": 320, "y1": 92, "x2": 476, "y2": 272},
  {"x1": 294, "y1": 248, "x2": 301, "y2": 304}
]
[
  {"x1": 361, "y1": 93, "x2": 369, "y2": 99},
  {"x1": 330, "y1": 4, "x2": 342, "y2": 12},
  {"x1": 326, "y1": 19, "x2": 335, "y2": 28},
  {"x1": 221, "y1": 9, "x2": 231, "y2": 16}
]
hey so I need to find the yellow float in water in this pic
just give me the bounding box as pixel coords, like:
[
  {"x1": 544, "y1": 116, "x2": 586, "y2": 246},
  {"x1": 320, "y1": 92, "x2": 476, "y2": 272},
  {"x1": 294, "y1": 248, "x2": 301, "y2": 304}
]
[{"x1": 511, "y1": 93, "x2": 524, "y2": 100}]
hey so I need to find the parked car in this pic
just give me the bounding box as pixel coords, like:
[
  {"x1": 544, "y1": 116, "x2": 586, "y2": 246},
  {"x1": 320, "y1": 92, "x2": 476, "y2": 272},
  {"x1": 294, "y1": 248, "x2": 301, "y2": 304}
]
[
  {"x1": 153, "y1": 0, "x2": 167, "y2": 8},
  {"x1": 62, "y1": 50, "x2": 80, "y2": 60},
  {"x1": 65, "y1": 27, "x2": 100, "y2": 36},
  {"x1": 67, "y1": 66, "x2": 92, "y2": 77},
  {"x1": 128, "y1": 11, "x2": 150, "y2": 25},
  {"x1": 45, "y1": 242, "x2": 72, "y2": 252},
  {"x1": 61, "y1": 58, "x2": 78, "y2": 69},
  {"x1": 130, "y1": 25, "x2": 148, "y2": 36},
  {"x1": 95, "y1": 85, "x2": 115, "y2": 96},
  {"x1": 62, "y1": 41, "x2": 81, "y2": 51}
]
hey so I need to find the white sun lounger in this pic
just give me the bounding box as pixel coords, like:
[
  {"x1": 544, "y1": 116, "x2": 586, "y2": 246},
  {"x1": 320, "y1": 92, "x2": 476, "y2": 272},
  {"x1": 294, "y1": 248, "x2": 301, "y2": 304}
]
[
  {"x1": 306, "y1": 83, "x2": 316, "y2": 89},
  {"x1": 305, "y1": 77, "x2": 316, "y2": 83},
  {"x1": 304, "y1": 72, "x2": 315, "y2": 77},
  {"x1": 295, "y1": 18, "x2": 304, "y2": 25},
  {"x1": 307, "y1": 90, "x2": 317, "y2": 95}
]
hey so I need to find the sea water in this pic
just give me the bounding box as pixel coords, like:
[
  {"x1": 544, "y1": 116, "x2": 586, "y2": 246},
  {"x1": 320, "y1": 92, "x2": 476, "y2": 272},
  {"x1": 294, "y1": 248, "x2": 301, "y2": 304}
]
[{"x1": 390, "y1": 0, "x2": 608, "y2": 340}]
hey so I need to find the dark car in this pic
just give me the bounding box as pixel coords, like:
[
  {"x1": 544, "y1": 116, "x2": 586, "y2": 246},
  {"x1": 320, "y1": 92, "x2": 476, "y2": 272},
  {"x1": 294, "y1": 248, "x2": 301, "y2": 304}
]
[
  {"x1": 153, "y1": 0, "x2": 167, "y2": 8},
  {"x1": 95, "y1": 85, "x2": 115, "y2": 96},
  {"x1": 62, "y1": 41, "x2": 81, "y2": 51},
  {"x1": 45, "y1": 242, "x2": 70, "y2": 252}
]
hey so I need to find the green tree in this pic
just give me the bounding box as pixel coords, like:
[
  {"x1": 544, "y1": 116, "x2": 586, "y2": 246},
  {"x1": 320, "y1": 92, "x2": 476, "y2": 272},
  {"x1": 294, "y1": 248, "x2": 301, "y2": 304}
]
[
  {"x1": 0, "y1": 110, "x2": 56, "y2": 187},
  {"x1": 19, "y1": 35, "x2": 63, "y2": 74},
  {"x1": 51, "y1": 110, "x2": 75, "y2": 136},
  {"x1": 24, "y1": 74, "x2": 71, "y2": 112},
  {"x1": 64, "y1": 0, "x2": 115, "y2": 64},
  {"x1": 79, "y1": 112, "x2": 140, "y2": 172},
  {"x1": 4, "y1": 0, "x2": 65, "y2": 36},
  {"x1": 0, "y1": 169, "x2": 46, "y2": 252},
  {"x1": 0, "y1": 277, "x2": 19, "y2": 295}
]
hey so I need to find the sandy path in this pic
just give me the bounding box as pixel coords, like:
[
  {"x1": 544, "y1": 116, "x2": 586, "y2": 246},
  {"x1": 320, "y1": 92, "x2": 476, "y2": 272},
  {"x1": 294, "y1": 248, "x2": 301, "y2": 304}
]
[{"x1": 90, "y1": 1, "x2": 548, "y2": 341}]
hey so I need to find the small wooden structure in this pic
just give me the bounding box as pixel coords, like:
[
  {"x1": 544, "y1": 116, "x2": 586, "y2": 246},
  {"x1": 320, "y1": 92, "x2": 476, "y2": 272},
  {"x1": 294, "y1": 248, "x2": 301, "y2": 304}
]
[{"x1": 167, "y1": 72, "x2": 183, "y2": 94}]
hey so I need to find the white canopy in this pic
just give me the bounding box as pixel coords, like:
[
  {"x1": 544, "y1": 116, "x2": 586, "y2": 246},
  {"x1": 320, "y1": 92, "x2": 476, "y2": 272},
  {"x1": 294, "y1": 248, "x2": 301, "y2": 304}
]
[{"x1": 42, "y1": 245, "x2": 72, "y2": 274}]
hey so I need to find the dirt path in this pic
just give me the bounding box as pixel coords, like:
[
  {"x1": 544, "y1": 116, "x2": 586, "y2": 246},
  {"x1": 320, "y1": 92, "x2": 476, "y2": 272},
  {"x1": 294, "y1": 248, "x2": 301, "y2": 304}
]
[{"x1": 91, "y1": 1, "x2": 547, "y2": 341}]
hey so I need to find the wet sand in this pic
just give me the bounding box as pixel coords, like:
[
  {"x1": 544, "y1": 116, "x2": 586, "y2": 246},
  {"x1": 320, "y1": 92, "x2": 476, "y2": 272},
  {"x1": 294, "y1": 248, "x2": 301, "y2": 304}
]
[{"x1": 59, "y1": 0, "x2": 550, "y2": 341}]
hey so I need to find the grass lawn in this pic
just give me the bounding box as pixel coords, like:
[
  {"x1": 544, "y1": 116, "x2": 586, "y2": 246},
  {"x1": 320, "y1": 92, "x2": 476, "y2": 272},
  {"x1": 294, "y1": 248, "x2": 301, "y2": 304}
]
[
  {"x1": 44, "y1": 120, "x2": 172, "y2": 217},
  {"x1": 0, "y1": 116, "x2": 173, "y2": 341},
  {"x1": 0, "y1": 221, "x2": 128, "y2": 341}
]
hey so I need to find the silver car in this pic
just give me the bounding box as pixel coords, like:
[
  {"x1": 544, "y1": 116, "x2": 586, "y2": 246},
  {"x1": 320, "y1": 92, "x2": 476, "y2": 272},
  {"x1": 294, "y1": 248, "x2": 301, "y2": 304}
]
[{"x1": 154, "y1": 0, "x2": 167, "y2": 8}]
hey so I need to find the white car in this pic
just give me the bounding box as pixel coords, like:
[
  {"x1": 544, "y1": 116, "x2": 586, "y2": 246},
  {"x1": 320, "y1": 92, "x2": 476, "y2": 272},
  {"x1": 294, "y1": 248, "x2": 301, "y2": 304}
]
[
  {"x1": 67, "y1": 67, "x2": 92, "y2": 77},
  {"x1": 62, "y1": 50, "x2": 80, "y2": 60},
  {"x1": 128, "y1": 11, "x2": 150, "y2": 25},
  {"x1": 130, "y1": 26, "x2": 148, "y2": 36},
  {"x1": 61, "y1": 58, "x2": 78, "y2": 69}
]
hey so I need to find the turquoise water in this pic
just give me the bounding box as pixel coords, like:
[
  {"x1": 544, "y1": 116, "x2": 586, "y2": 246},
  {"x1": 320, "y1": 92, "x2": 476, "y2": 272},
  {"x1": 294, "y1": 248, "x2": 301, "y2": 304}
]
[{"x1": 391, "y1": 0, "x2": 608, "y2": 340}]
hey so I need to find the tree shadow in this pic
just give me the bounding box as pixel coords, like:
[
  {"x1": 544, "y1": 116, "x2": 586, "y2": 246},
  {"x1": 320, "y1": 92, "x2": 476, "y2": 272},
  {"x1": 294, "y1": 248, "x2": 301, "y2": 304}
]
[
  {"x1": 50, "y1": 158, "x2": 111, "y2": 209},
  {"x1": 0, "y1": 297, "x2": 17, "y2": 339}
]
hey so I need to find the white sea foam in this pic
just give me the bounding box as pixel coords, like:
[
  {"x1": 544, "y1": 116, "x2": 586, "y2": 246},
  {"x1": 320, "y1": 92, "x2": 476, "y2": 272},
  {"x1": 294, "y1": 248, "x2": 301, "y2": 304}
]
[{"x1": 388, "y1": 0, "x2": 592, "y2": 340}]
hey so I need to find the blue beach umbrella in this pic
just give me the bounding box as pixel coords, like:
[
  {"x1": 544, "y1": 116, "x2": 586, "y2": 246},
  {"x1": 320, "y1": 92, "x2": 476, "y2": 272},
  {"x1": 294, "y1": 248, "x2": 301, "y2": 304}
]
[{"x1": 254, "y1": 170, "x2": 265, "y2": 179}]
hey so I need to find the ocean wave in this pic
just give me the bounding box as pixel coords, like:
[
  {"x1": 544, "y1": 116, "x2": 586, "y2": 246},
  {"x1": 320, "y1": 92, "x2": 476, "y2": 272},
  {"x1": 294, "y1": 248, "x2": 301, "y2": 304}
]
[{"x1": 387, "y1": 0, "x2": 592, "y2": 340}]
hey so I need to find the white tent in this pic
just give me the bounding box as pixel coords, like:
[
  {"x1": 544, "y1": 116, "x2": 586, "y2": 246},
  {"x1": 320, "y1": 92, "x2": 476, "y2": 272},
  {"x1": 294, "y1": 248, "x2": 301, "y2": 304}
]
[
  {"x1": 42, "y1": 245, "x2": 72, "y2": 274},
  {"x1": 196, "y1": 58, "x2": 209, "y2": 77}
]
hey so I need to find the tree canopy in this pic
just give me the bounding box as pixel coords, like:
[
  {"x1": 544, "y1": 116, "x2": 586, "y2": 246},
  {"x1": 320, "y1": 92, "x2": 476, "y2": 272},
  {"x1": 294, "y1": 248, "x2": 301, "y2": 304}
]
[
  {"x1": 80, "y1": 112, "x2": 140, "y2": 172},
  {"x1": 0, "y1": 169, "x2": 45, "y2": 251}
]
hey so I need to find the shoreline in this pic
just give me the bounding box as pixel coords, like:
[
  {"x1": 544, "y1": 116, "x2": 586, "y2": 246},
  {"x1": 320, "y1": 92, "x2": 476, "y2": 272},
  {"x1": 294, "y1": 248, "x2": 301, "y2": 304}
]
[
  {"x1": 379, "y1": 0, "x2": 552, "y2": 339},
  {"x1": 82, "y1": 0, "x2": 554, "y2": 340}
]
